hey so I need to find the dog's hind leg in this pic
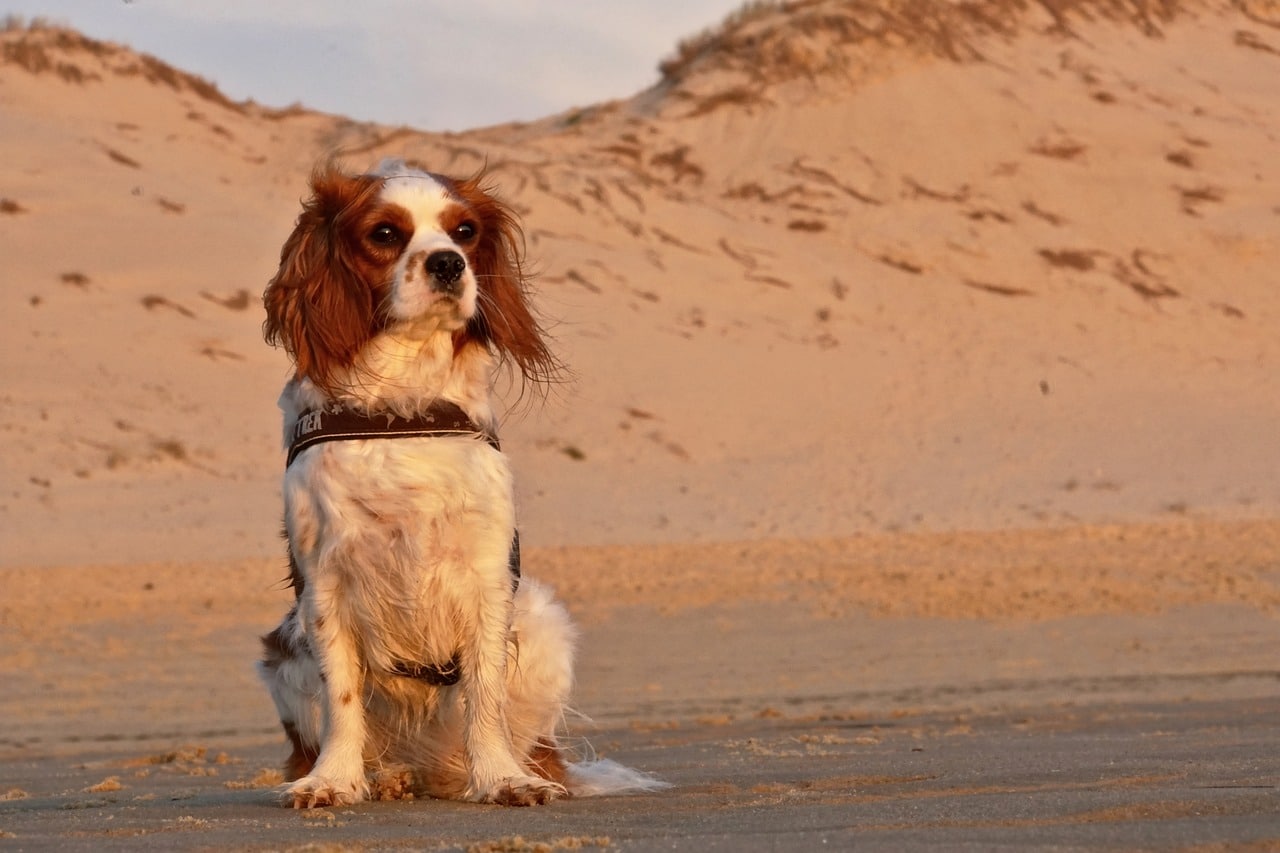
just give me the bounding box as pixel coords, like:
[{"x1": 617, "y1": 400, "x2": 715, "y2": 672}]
[
  {"x1": 504, "y1": 579, "x2": 577, "y2": 785},
  {"x1": 258, "y1": 604, "x2": 324, "y2": 780},
  {"x1": 505, "y1": 580, "x2": 669, "y2": 798}
]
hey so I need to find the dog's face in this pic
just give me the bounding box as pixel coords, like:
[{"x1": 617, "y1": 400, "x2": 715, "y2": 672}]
[
  {"x1": 360, "y1": 167, "x2": 483, "y2": 330},
  {"x1": 263, "y1": 159, "x2": 557, "y2": 394}
]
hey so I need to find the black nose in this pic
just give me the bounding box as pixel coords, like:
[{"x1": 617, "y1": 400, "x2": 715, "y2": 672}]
[{"x1": 425, "y1": 250, "x2": 466, "y2": 289}]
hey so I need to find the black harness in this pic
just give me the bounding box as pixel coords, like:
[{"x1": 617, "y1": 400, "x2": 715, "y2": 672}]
[{"x1": 286, "y1": 400, "x2": 520, "y2": 688}]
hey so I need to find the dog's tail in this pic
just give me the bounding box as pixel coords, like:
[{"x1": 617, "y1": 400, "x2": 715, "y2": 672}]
[{"x1": 565, "y1": 758, "x2": 671, "y2": 797}]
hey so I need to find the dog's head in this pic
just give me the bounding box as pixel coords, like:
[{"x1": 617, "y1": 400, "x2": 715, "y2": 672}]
[{"x1": 263, "y1": 158, "x2": 557, "y2": 394}]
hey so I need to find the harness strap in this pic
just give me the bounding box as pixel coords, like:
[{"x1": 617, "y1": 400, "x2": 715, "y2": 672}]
[
  {"x1": 390, "y1": 655, "x2": 461, "y2": 687},
  {"x1": 286, "y1": 401, "x2": 498, "y2": 468}
]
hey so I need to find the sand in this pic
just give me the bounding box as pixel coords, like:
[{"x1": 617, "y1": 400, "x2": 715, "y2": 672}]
[
  {"x1": 1, "y1": 0, "x2": 1279, "y2": 848},
  {"x1": 3, "y1": 525, "x2": 1280, "y2": 848}
]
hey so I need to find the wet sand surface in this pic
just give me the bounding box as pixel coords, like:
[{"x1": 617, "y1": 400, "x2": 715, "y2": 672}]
[{"x1": 3, "y1": 697, "x2": 1279, "y2": 852}]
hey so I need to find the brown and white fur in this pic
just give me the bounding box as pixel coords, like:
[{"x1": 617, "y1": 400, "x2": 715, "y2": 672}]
[{"x1": 258, "y1": 158, "x2": 660, "y2": 808}]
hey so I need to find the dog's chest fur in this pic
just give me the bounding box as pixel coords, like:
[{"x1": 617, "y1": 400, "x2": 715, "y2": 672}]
[{"x1": 283, "y1": 435, "x2": 516, "y2": 676}]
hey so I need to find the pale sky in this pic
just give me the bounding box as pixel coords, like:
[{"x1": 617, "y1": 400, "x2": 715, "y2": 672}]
[{"x1": 4, "y1": 0, "x2": 748, "y2": 131}]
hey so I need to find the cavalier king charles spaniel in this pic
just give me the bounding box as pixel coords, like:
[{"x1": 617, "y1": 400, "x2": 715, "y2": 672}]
[{"x1": 258, "y1": 159, "x2": 660, "y2": 809}]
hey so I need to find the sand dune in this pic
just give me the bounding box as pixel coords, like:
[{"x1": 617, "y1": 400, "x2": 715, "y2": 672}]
[{"x1": 3, "y1": 2, "x2": 1278, "y2": 568}]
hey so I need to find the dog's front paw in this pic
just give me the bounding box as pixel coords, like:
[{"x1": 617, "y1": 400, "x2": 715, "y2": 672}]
[
  {"x1": 481, "y1": 774, "x2": 566, "y2": 807},
  {"x1": 284, "y1": 774, "x2": 365, "y2": 809}
]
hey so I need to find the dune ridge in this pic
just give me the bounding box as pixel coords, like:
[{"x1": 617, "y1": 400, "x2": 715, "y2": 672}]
[{"x1": 655, "y1": 0, "x2": 1235, "y2": 114}]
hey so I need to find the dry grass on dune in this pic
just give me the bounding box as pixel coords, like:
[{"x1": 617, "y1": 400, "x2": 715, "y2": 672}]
[
  {"x1": 657, "y1": 0, "x2": 1243, "y2": 108},
  {"x1": 1, "y1": 15, "x2": 284, "y2": 116}
]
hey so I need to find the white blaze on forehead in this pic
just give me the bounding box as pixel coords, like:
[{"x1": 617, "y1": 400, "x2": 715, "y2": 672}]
[
  {"x1": 370, "y1": 162, "x2": 479, "y2": 325},
  {"x1": 376, "y1": 171, "x2": 458, "y2": 242}
]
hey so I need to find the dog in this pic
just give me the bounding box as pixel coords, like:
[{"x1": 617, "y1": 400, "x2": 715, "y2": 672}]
[{"x1": 257, "y1": 158, "x2": 660, "y2": 808}]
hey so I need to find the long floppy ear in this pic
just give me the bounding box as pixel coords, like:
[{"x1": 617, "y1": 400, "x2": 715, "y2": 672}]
[
  {"x1": 454, "y1": 174, "x2": 561, "y2": 389},
  {"x1": 262, "y1": 164, "x2": 383, "y2": 391}
]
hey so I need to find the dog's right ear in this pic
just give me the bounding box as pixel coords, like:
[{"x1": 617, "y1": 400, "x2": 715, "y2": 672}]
[{"x1": 262, "y1": 164, "x2": 382, "y2": 391}]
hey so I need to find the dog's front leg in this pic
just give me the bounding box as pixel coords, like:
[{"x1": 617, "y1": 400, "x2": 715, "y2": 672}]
[
  {"x1": 460, "y1": 564, "x2": 566, "y2": 806},
  {"x1": 285, "y1": 576, "x2": 370, "y2": 808}
]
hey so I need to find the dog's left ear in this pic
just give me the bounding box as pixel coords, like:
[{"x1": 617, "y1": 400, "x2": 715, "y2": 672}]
[{"x1": 454, "y1": 176, "x2": 561, "y2": 388}]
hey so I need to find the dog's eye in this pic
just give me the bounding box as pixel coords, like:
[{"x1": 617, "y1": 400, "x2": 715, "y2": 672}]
[
  {"x1": 450, "y1": 221, "x2": 478, "y2": 243},
  {"x1": 369, "y1": 223, "x2": 403, "y2": 246}
]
